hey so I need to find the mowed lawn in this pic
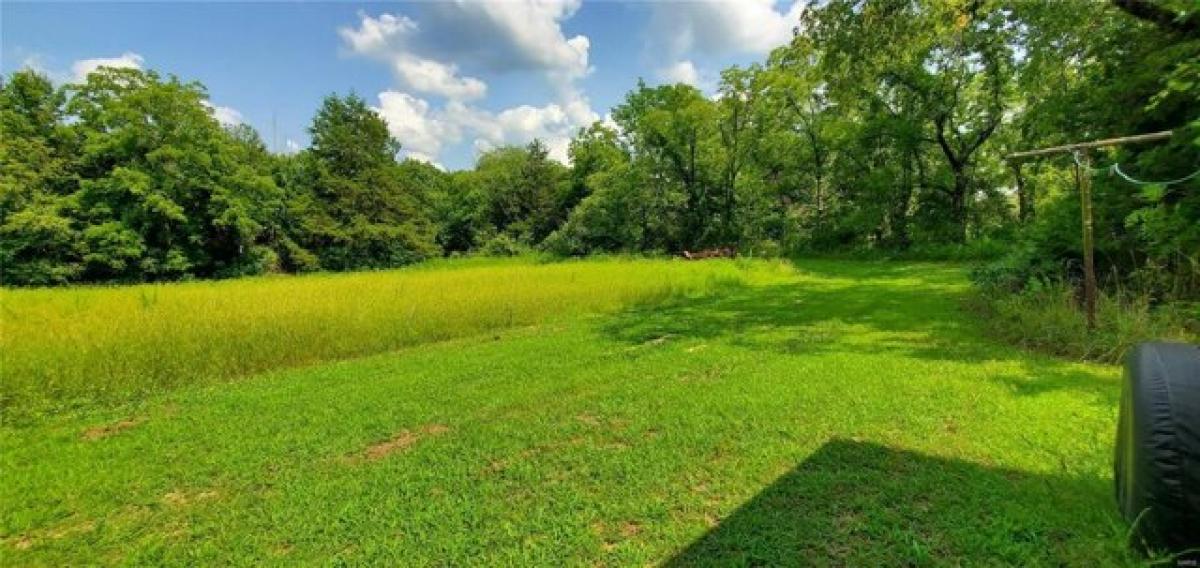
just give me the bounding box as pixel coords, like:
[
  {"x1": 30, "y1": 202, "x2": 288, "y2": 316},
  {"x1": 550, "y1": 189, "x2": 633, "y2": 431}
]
[{"x1": 1, "y1": 260, "x2": 1133, "y2": 565}]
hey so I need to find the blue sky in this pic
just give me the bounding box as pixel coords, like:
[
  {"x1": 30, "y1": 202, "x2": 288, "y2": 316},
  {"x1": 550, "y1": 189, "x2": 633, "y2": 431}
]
[{"x1": 2, "y1": 1, "x2": 803, "y2": 170}]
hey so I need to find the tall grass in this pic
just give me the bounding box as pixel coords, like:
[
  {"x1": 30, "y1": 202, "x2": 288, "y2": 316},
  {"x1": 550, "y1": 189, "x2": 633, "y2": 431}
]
[
  {"x1": 969, "y1": 280, "x2": 1198, "y2": 363},
  {"x1": 1, "y1": 257, "x2": 788, "y2": 420}
]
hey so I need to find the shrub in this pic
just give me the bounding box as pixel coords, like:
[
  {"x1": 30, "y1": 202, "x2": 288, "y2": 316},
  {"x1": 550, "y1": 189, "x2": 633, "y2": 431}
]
[
  {"x1": 478, "y1": 233, "x2": 530, "y2": 257},
  {"x1": 969, "y1": 280, "x2": 1197, "y2": 363}
]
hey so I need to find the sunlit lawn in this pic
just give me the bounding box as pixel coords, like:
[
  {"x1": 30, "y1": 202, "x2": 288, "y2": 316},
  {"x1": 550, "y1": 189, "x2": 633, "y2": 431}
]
[{"x1": 0, "y1": 259, "x2": 1133, "y2": 565}]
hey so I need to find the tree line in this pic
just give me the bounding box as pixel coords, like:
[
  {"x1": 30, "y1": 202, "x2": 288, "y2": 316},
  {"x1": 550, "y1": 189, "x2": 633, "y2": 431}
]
[{"x1": 2, "y1": 0, "x2": 1198, "y2": 304}]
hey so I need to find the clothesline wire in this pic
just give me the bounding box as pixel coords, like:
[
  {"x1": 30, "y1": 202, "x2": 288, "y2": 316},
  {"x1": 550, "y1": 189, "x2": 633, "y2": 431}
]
[{"x1": 1071, "y1": 150, "x2": 1200, "y2": 186}]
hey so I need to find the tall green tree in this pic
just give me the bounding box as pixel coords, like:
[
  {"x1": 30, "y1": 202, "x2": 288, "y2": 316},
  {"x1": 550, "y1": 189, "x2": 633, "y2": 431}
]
[
  {"x1": 563, "y1": 122, "x2": 627, "y2": 215},
  {"x1": 612, "y1": 81, "x2": 723, "y2": 250},
  {"x1": 1004, "y1": 0, "x2": 1200, "y2": 297},
  {"x1": 544, "y1": 122, "x2": 644, "y2": 255},
  {"x1": 287, "y1": 93, "x2": 437, "y2": 270},
  {"x1": 473, "y1": 140, "x2": 566, "y2": 245},
  {"x1": 66, "y1": 67, "x2": 283, "y2": 280},
  {"x1": 0, "y1": 70, "x2": 81, "y2": 284}
]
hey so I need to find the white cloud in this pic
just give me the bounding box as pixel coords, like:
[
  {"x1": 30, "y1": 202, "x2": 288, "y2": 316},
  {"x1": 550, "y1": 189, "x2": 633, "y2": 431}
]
[
  {"x1": 373, "y1": 91, "x2": 595, "y2": 166},
  {"x1": 71, "y1": 52, "x2": 144, "y2": 82},
  {"x1": 339, "y1": 12, "x2": 418, "y2": 54},
  {"x1": 402, "y1": 151, "x2": 446, "y2": 171},
  {"x1": 488, "y1": 104, "x2": 573, "y2": 162},
  {"x1": 649, "y1": 0, "x2": 803, "y2": 57},
  {"x1": 284, "y1": 139, "x2": 303, "y2": 154},
  {"x1": 341, "y1": 3, "x2": 592, "y2": 97},
  {"x1": 562, "y1": 93, "x2": 597, "y2": 126},
  {"x1": 660, "y1": 60, "x2": 701, "y2": 86},
  {"x1": 392, "y1": 54, "x2": 487, "y2": 101},
  {"x1": 452, "y1": 0, "x2": 590, "y2": 86},
  {"x1": 544, "y1": 138, "x2": 572, "y2": 164},
  {"x1": 374, "y1": 90, "x2": 461, "y2": 158},
  {"x1": 340, "y1": 14, "x2": 488, "y2": 101},
  {"x1": 456, "y1": 96, "x2": 597, "y2": 163},
  {"x1": 346, "y1": 3, "x2": 601, "y2": 166},
  {"x1": 16, "y1": 54, "x2": 73, "y2": 85},
  {"x1": 601, "y1": 112, "x2": 620, "y2": 132},
  {"x1": 201, "y1": 101, "x2": 244, "y2": 127},
  {"x1": 416, "y1": 1, "x2": 589, "y2": 81}
]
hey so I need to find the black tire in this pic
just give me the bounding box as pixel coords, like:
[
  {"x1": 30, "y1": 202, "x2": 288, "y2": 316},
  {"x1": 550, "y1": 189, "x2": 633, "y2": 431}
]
[{"x1": 1115, "y1": 342, "x2": 1200, "y2": 552}]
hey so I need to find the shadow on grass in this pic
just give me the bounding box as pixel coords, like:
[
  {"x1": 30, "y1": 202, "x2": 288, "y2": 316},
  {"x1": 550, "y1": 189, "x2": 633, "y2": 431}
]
[
  {"x1": 602, "y1": 263, "x2": 1119, "y2": 406},
  {"x1": 786, "y1": 258, "x2": 969, "y2": 284},
  {"x1": 665, "y1": 439, "x2": 1125, "y2": 566}
]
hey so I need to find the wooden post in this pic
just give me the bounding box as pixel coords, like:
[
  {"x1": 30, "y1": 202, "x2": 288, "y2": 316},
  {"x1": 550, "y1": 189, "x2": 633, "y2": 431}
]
[
  {"x1": 1008, "y1": 130, "x2": 1176, "y2": 329},
  {"x1": 1012, "y1": 162, "x2": 1030, "y2": 221},
  {"x1": 1073, "y1": 151, "x2": 1098, "y2": 329},
  {"x1": 1007, "y1": 131, "x2": 1174, "y2": 330},
  {"x1": 1006, "y1": 131, "x2": 1173, "y2": 163}
]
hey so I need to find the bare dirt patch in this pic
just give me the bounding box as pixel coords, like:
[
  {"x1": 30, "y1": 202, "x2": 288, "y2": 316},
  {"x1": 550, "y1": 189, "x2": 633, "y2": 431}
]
[
  {"x1": 5, "y1": 518, "x2": 96, "y2": 551},
  {"x1": 161, "y1": 489, "x2": 220, "y2": 507},
  {"x1": 676, "y1": 364, "x2": 726, "y2": 384},
  {"x1": 575, "y1": 413, "x2": 630, "y2": 431},
  {"x1": 359, "y1": 424, "x2": 450, "y2": 461},
  {"x1": 644, "y1": 334, "x2": 673, "y2": 346},
  {"x1": 575, "y1": 412, "x2": 601, "y2": 426},
  {"x1": 590, "y1": 519, "x2": 645, "y2": 552},
  {"x1": 481, "y1": 436, "x2": 586, "y2": 476},
  {"x1": 590, "y1": 521, "x2": 616, "y2": 551},
  {"x1": 81, "y1": 417, "x2": 144, "y2": 441},
  {"x1": 599, "y1": 440, "x2": 631, "y2": 451}
]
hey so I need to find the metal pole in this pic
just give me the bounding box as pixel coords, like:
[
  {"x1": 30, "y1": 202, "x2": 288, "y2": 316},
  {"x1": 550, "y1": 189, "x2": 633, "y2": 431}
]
[{"x1": 1074, "y1": 151, "x2": 1098, "y2": 329}]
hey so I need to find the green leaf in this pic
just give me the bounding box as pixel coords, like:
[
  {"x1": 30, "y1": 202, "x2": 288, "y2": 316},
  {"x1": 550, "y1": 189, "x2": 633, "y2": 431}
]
[{"x1": 1138, "y1": 183, "x2": 1166, "y2": 203}]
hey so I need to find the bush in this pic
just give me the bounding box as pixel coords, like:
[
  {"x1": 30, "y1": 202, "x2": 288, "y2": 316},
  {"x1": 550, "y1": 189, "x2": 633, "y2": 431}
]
[
  {"x1": 905, "y1": 238, "x2": 1009, "y2": 262},
  {"x1": 968, "y1": 244, "x2": 1042, "y2": 293},
  {"x1": 740, "y1": 239, "x2": 784, "y2": 258},
  {"x1": 539, "y1": 228, "x2": 584, "y2": 257},
  {"x1": 478, "y1": 233, "x2": 530, "y2": 257},
  {"x1": 969, "y1": 280, "x2": 1198, "y2": 363},
  {"x1": 216, "y1": 245, "x2": 280, "y2": 278}
]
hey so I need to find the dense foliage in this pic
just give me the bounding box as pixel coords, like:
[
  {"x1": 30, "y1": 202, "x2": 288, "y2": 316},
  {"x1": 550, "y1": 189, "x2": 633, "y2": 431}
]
[{"x1": 2, "y1": 0, "x2": 1198, "y2": 302}]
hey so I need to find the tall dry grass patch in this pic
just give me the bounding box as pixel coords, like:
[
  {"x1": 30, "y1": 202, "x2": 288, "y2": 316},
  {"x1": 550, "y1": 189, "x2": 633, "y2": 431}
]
[{"x1": 1, "y1": 257, "x2": 787, "y2": 419}]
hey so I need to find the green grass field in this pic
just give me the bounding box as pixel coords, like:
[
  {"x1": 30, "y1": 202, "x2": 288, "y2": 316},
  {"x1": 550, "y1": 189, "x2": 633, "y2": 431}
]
[{"x1": 1, "y1": 259, "x2": 1134, "y2": 565}]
